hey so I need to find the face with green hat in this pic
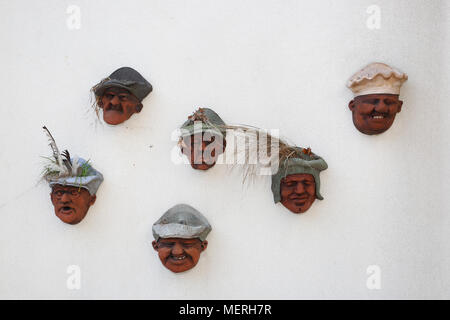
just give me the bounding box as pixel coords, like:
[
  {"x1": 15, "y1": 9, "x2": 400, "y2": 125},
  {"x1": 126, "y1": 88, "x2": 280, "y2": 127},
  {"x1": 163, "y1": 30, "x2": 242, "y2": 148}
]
[
  {"x1": 179, "y1": 108, "x2": 227, "y2": 170},
  {"x1": 271, "y1": 148, "x2": 327, "y2": 214}
]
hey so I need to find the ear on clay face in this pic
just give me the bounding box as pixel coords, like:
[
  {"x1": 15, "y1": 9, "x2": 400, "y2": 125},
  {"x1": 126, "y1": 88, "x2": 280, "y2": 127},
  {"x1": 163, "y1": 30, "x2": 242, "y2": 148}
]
[
  {"x1": 89, "y1": 194, "x2": 97, "y2": 206},
  {"x1": 201, "y1": 240, "x2": 208, "y2": 251},
  {"x1": 348, "y1": 99, "x2": 355, "y2": 111},
  {"x1": 397, "y1": 100, "x2": 403, "y2": 113}
]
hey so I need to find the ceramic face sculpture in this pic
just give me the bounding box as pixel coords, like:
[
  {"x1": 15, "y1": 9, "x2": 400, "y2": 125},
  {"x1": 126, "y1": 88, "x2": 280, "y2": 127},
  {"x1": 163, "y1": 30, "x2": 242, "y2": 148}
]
[
  {"x1": 50, "y1": 184, "x2": 96, "y2": 225},
  {"x1": 271, "y1": 147, "x2": 327, "y2": 214},
  {"x1": 152, "y1": 204, "x2": 211, "y2": 273},
  {"x1": 179, "y1": 108, "x2": 227, "y2": 170},
  {"x1": 92, "y1": 67, "x2": 152, "y2": 125},
  {"x1": 347, "y1": 62, "x2": 407, "y2": 135},
  {"x1": 42, "y1": 126, "x2": 103, "y2": 225}
]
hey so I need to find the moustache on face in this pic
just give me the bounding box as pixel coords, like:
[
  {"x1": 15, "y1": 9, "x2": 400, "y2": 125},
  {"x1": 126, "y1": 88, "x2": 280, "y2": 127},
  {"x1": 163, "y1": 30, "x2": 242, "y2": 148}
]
[{"x1": 104, "y1": 103, "x2": 124, "y2": 113}]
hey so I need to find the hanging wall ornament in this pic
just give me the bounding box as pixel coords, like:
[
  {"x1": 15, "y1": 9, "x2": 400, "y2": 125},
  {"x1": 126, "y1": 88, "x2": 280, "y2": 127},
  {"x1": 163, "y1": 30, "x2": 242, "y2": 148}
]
[
  {"x1": 152, "y1": 204, "x2": 211, "y2": 273},
  {"x1": 178, "y1": 107, "x2": 227, "y2": 170},
  {"x1": 223, "y1": 125, "x2": 328, "y2": 214},
  {"x1": 271, "y1": 147, "x2": 327, "y2": 214},
  {"x1": 347, "y1": 62, "x2": 407, "y2": 135},
  {"x1": 91, "y1": 67, "x2": 152, "y2": 125},
  {"x1": 41, "y1": 126, "x2": 103, "y2": 225}
]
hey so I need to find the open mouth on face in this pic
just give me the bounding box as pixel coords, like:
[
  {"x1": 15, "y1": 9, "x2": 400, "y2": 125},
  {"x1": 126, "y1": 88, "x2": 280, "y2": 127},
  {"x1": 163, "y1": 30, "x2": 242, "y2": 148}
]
[{"x1": 59, "y1": 206, "x2": 74, "y2": 215}]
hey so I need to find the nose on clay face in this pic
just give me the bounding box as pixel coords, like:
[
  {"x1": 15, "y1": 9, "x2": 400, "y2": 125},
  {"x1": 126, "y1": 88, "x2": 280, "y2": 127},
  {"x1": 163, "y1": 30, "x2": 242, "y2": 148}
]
[
  {"x1": 295, "y1": 182, "x2": 306, "y2": 194},
  {"x1": 172, "y1": 243, "x2": 184, "y2": 255}
]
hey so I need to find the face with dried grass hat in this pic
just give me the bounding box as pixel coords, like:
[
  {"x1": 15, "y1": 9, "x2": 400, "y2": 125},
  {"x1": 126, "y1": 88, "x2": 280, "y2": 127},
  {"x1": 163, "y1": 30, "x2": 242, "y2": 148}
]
[
  {"x1": 179, "y1": 108, "x2": 227, "y2": 171},
  {"x1": 347, "y1": 62, "x2": 407, "y2": 135},
  {"x1": 42, "y1": 127, "x2": 103, "y2": 224},
  {"x1": 91, "y1": 67, "x2": 152, "y2": 125}
]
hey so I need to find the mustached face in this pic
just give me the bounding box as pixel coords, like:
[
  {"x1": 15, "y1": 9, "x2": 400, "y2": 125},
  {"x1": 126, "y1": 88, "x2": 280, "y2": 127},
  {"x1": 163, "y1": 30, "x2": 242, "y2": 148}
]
[
  {"x1": 100, "y1": 87, "x2": 142, "y2": 125},
  {"x1": 152, "y1": 238, "x2": 208, "y2": 273},
  {"x1": 180, "y1": 133, "x2": 226, "y2": 170},
  {"x1": 50, "y1": 185, "x2": 96, "y2": 224},
  {"x1": 280, "y1": 174, "x2": 316, "y2": 214},
  {"x1": 349, "y1": 94, "x2": 403, "y2": 135}
]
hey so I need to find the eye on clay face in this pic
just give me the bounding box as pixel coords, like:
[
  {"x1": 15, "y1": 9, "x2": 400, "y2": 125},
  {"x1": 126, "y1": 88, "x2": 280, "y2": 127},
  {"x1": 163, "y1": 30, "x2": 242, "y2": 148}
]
[
  {"x1": 100, "y1": 87, "x2": 141, "y2": 125},
  {"x1": 181, "y1": 133, "x2": 226, "y2": 170},
  {"x1": 280, "y1": 174, "x2": 316, "y2": 214},
  {"x1": 152, "y1": 237, "x2": 207, "y2": 273},
  {"x1": 350, "y1": 94, "x2": 402, "y2": 135},
  {"x1": 50, "y1": 185, "x2": 96, "y2": 225}
]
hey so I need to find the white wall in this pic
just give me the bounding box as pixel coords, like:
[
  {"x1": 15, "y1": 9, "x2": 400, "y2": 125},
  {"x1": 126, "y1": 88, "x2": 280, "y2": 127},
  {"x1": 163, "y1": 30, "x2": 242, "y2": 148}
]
[{"x1": 0, "y1": 0, "x2": 448, "y2": 299}]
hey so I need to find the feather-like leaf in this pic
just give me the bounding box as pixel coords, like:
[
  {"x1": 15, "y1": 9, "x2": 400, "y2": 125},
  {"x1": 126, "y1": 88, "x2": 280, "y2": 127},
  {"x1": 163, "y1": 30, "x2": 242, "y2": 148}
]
[{"x1": 61, "y1": 149, "x2": 72, "y2": 173}]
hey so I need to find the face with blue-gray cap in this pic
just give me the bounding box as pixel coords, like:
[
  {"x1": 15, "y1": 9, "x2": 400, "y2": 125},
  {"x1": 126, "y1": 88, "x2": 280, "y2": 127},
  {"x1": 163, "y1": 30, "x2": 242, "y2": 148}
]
[
  {"x1": 50, "y1": 184, "x2": 96, "y2": 224},
  {"x1": 152, "y1": 237, "x2": 208, "y2": 273},
  {"x1": 152, "y1": 204, "x2": 211, "y2": 273}
]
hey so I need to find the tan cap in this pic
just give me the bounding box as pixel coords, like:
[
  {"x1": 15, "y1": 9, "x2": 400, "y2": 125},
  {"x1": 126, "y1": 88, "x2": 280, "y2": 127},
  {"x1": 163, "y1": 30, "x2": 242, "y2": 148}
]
[{"x1": 347, "y1": 62, "x2": 407, "y2": 96}]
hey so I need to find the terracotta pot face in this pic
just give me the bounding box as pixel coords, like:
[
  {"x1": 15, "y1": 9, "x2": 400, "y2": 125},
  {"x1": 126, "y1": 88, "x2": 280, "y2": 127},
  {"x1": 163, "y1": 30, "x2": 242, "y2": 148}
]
[
  {"x1": 348, "y1": 94, "x2": 403, "y2": 135},
  {"x1": 100, "y1": 87, "x2": 142, "y2": 125},
  {"x1": 181, "y1": 133, "x2": 226, "y2": 170},
  {"x1": 50, "y1": 185, "x2": 96, "y2": 225},
  {"x1": 280, "y1": 174, "x2": 316, "y2": 214},
  {"x1": 152, "y1": 237, "x2": 207, "y2": 273}
]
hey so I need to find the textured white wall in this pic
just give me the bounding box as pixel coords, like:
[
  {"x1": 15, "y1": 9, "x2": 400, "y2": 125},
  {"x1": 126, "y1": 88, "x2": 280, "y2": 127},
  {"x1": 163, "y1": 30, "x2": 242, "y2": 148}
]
[{"x1": 0, "y1": 0, "x2": 448, "y2": 299}]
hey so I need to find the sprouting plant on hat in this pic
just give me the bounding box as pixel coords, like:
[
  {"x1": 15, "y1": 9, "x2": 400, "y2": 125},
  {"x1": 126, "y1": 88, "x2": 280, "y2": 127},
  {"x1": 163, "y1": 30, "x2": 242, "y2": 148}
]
[
  {"x1": 41, "y1": 126, "x2": 91, "y2": 183},
  {"x1": 220, "y1": 124, "x2": 318, "y2": 183},
  {"x1": 178, "y1": 107, "x2": 226, "y2": 150}
]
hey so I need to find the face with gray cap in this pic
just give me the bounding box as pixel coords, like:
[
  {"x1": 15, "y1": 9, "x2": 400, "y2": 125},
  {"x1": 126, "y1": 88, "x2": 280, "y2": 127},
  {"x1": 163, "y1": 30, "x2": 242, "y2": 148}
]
[
  {"x1": 152, "y1": 204, "x2": 211, "y2": 273},
  {"x1": 92, "y1": 67, "x2": 152, "y2": 125},
  {"x1": 99, "y1": 87, "x2": 142, "y2": 125},
  {"x1": 50, "y1": 184, "x2": 96, "y2": 224},
  {"x1": 152, "y1": 237, "x2": 208, "y2": 273}
]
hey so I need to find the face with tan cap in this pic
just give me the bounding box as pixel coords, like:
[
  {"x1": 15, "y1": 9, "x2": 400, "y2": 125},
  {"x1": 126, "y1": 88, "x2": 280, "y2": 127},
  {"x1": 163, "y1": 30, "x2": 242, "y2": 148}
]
[
  {"x1": 348, "y1": 93, "x2": 403, "y2": 135},
  {"x1": 347, "y1": 62, "x2": 407, "y2": 135}
]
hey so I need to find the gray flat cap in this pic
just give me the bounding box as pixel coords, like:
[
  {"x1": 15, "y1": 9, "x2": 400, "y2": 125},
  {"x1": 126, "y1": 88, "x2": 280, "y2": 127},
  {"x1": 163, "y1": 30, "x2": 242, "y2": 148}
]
[
  {"x1": 152, "y1": 204, "x2": 212, "y2": 241},
  {"x1": 48, "y1": 158, "x2": 104, "y2": 195},
  {"x1": 180, "y1": 108, "x2": 226, "y2": 138},
  {"x1": 92, "y1": 67, "x2": 152, "y2": 102},
  {"x1": 271, "y1": 148, "x2": 328, "y2": 202}
]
